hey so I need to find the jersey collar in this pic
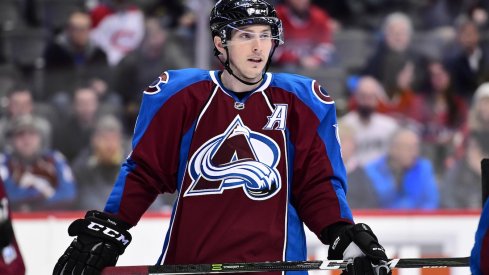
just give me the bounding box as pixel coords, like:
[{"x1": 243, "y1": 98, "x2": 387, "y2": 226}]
[{"x1": 209, "y1": 70, "x2": 272, "y2": 102}]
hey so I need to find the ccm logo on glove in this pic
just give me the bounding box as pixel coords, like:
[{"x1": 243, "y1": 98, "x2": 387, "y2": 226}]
[{"x1": 86, "y1": 221, "x2": 130, "y2": 245}]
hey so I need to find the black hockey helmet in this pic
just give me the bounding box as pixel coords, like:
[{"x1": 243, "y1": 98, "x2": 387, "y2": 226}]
[
  {"x1": 210, "y1": 0, "x2": 284, "y2": 46},
  {"x1": 209, "y1": 0, "x2": 284, "y2": 85}
]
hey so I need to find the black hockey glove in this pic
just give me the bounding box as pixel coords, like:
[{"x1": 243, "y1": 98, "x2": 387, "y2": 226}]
[
  {"x1": 0, "y1": 198, "x2": 13, "y2": 248},
  {"x1": 344, "y1": 257, "x2": 390, "y2": 275},
  {"x1": 53, "y1": 210, "x2": 132, "y2": 275},
  {"x1": 324, "y1": 223, "x2": 391, "y2": 275}
]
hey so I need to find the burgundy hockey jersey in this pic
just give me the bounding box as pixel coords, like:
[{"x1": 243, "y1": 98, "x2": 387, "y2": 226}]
[{"x1": 104, "y1": 69, "x2": 353, "y2": 273}]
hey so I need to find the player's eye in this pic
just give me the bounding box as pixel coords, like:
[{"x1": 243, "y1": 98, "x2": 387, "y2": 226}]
[
  {"x1": 239, "y1": 32, "x2": 252, "y2": 40},
  {"x1": 260, "y1": 32, "x2": 272, "y2": 39}
]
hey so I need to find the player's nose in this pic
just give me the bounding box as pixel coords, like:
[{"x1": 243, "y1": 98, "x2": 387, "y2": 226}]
[{"x1": 252, "y1": 38, "x2": 262, "y2": 52}]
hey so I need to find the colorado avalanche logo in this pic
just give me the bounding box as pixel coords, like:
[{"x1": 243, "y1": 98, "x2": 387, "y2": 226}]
[{"x1": 185, "y1": 116, "x2": 281, "y2": 200}]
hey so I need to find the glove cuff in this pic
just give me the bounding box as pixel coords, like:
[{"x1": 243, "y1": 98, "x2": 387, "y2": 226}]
[
  {"x1": 85, "y1": 210, "x2": 132, "y2": 231},
  {"x1": 326, "y1": 224, "x2": 354, "y2": 260},
  {"x1": 319, "y1": 222, "x2": 352, "y2": 245}
]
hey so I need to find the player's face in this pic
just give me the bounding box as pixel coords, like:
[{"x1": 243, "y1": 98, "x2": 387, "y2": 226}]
[{"x1": 226, "y1": 25, "x2": 273, "y2": 82}]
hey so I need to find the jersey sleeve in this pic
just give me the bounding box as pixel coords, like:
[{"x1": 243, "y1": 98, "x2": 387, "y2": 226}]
[
  {"x1": 104, "y1": 71, "x2": 189, "y2": 225},
  {"x1": 289, "y1": 79, "x2": 353, "y2": 237},
  {"x1": 471, "y1": 198, "x2": 489, "y2": 274}
]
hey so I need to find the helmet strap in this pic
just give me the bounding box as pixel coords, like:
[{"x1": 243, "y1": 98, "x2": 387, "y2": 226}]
[{"x1": 214, "y1": 43, "x2": 278, "y2": 86}]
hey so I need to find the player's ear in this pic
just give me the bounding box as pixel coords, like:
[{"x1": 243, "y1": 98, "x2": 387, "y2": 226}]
[{"x1": 213, "y1": 36, "x2": 225, "y2": 55}]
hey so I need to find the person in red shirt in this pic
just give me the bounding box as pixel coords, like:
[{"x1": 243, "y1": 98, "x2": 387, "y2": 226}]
[
  {"x1": 274, "y1": 0, "x2": 335, "y2": 69},
  {"x1": 89, "y1": 0, "x2": 145, "y2": 66}
]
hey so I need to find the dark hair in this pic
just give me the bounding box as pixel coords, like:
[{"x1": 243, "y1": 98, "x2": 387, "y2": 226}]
[{"x1": 427, "y1": 59, "x2": 464, "y2": 127}]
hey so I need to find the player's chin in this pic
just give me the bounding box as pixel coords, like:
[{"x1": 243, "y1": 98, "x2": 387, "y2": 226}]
[
  {"x1": 243, "y1": 67, "x2": 264, "y2": 80},
  {"x1": 243, "y1": 73, "x2": 263, "y2": 82}
]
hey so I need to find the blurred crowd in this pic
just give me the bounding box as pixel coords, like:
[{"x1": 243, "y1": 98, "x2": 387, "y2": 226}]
[{"x1": 0, "y1": 0, "x2": 488, "y2": 212}]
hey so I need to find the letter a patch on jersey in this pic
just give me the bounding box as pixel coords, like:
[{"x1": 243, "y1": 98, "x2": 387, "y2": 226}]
[
  {"x1": 263, "y1": 104, "x2": 288, "y2": 130},
  {"x1": 185, "y1": 116, "x2": 281, "y2": 200}
]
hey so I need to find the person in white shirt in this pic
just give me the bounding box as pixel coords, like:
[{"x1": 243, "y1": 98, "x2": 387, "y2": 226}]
[{"x1": 340, "y1": 76, "x2": 399, "y2": 165}]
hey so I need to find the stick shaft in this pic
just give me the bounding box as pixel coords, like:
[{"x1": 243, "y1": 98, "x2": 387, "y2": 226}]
[
  {"x1": 102, "y1": 257, "x2": 470, "y2": 275},
  {"x1": 390, "y1": 257, "x2": 470, "y2": 268},
  {"x1": 481, "y1": 158, "x2": 489, "y2": 206}
]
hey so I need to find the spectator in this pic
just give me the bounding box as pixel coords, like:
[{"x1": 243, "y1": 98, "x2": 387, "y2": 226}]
[
  {"x1": 469, "y1": 1, "x2": 489, "y2": 30},
  {"x1": 363, "y1": 127, "x2": 439, "y2": 209},
  {"x1": 0, "y1": 115, "x2": 76, "y2": 211},
  {"x1": 71, "y1": 115, "x2": 129, "y2": 210},
  {"x1": 0, "y1": 86, "x2": 52, "y2": 150},
  {"x1": 338, "y1": 123, "x2": 378, "y2": 209},
  {"x1": 363, "y1": 12, "x2": 428, "y2": 94},
  {"x1": 52, "y1": 86, "x2": 101, "y2": 162},
  {"x1": 452, "y1": 82, "x2": 489, "y2": 162},
  {"x1": 274, "y1": 0, "x2": 336, "y2": 70},
  {"x1": 0, "y1": 176, "x2": 25, "y2": 274},
  {"x1": 441, "y1": 131, "x2": 489, "y2": 209},
  {"x1": 43, "y1": 10, "x2": 110, "y2": 100},
  {"x1": 90, "y1": 0, "x2": 145, "y2": 66},
  {"x1": 468, "y1": 82, "x2": 489, "y2": 133},
  {"x1": 72, "y1": 115, "x2": 174, "y2": 210},
  {"x1": 112, "y1": 17, "x2": 192, "y2": 129},
  {"x1": 377, "y1": 60, "x2": 426, "y2": 124},
  {"x1": 340, "y1": 76, "x2": 399, "y2": 165},
  {"x1": 421, "y1": 59, "x2": 468, "y2": 173},
  {"x1": 352, "y1": 61, "x2": 426, "y2": 127},
  {"x1": 445, "y1": 16, "x2": 489, "y2": 101}
]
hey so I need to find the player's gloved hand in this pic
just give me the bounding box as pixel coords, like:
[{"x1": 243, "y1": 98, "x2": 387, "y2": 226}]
[
  {"x1": 344, "y1": 257, "x2": 390, "y2": 275},
  {"x1": 0, "y1": 198, "x2": 13, "y2": 248},
  {"x1": 53, "y1": 210, "x2": 132, "y2": 275},
  {"x1": 325, "y1": 223, "x2": 391, "y2": 275},
  {"x1": 0, "y1": 220, "x2": 13, "y2": 248}
]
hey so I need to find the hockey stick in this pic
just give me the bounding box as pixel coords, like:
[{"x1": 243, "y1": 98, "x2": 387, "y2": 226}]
[
  {"x1": 481, "y1": 158, "x2": 489, "y2": 206},
  {"x1": 102, "y1": 257, "x2": 470, "y2": 274}
]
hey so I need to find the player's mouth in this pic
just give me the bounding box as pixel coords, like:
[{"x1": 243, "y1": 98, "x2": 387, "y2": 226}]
[{"x1": 248, "y1": 57, "x2": 263, "y2": 63}]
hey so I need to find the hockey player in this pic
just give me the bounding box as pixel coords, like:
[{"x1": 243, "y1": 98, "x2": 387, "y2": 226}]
[
  {"x1": 0, "y1": 177, "x2": 25, "y2": 275},
  {"x1": 53, "y1": 0, "x2": 390, "y2": 274}
]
